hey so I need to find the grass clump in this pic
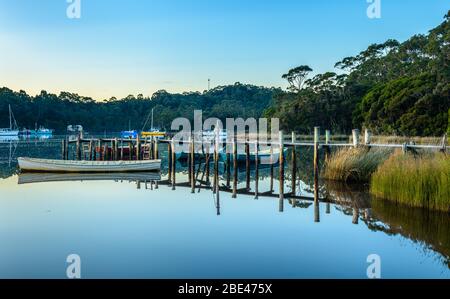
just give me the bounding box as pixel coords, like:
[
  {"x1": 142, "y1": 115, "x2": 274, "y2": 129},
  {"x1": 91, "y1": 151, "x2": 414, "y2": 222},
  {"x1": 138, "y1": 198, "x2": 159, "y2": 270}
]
[
  {"x1": 370, "y1": 151, "x2": 450, "y2": 212},
  {"x1": 322, "y1": 147, "x2": 391, "y2": 183}
]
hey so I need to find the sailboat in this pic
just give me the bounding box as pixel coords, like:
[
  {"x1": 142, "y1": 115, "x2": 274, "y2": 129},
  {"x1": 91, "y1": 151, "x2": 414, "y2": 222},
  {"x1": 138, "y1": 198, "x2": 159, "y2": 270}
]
[
  {"x1": 141, "y1": 108, "x2": 166, "y2": 139},
  {"x1": 0, "y1": 105, "x2": 19, "y2": 137}
]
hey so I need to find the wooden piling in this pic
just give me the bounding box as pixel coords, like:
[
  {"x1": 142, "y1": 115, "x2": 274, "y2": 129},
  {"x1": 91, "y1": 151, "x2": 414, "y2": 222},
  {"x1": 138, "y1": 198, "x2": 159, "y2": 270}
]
[
  {"x1": 104, "y1": 142, "x2": 109, "y2": 161},
  {"x1": 364, "y1": 129, "x2": 371, "y2": 145},
  {"x1": 167, "y1": 142, "x2": 172, "y2": 184},
  {"x1": 89, "y1": 139, "x2": 94, "y2": 161},
  {"x1": 98, "y1": 139, "x2": 102, "y2": 160},
  {"x1": 291, "y1": 132, "x2": 296, "y2": 196},
  {"x1": 136, "y1": 136, "x2": 140, "y2": 160},
  {"x1": 188, "y1": 137, "x2": 192, "y2": 185},
  {"x1": 232, "y1": 137, "x2": 237, "y2": 198},
  {"x1": 226, "y1": 151, "x2": 231, "y2": 188},
  {"x1": 154, "y1": 138, "x2": 159, "y2": 159},
  {"x1": 171, "y1": 140, "x2": 176, "y2": 190},
  {"x1": 352, "y1": 129, "x2": 360, "y2": 148},
  {"x1": 324, "y1": 129, "x2": 331, "y2": 159},
  {"x1": 120, "y1": 139, "x2": 124, "y2": 160},
  {"x1": 76, "y1": 135, "x2": 81, "y2": 160},
  {"x1": 62, "y1": 139, "x2": 67, "y2": 160},
  {"x1": 270, "y1": 146, "x2": 274, "y2": 193},
  {"x1": 279, "y1": 131, "x2": 284, "y2": 212},
  {"x1": 114, "y1": 138, "x2": 118, "y2": 160},
  {"x1": 213, "y1": 125, "x2": 220, "y2": 195},
  {"x1": 245, "y1": 141, "x2": 250, "y2": 190},
  {"x1": 254, "y1": 141, "x2": 259, "y2": 199},
  {"x1": 313, "y1": 127, "x2": 320, "y2": 203},
  {"x1": 190, "y1": 136, "x2": 195, "y2": 193},
  {"x1": 314, "y1": 200, "x2": 320, "y2": 223}
]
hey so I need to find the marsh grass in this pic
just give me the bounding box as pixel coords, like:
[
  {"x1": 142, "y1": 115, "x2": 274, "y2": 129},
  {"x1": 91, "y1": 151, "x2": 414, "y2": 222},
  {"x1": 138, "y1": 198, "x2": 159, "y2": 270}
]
[
  {"x1": 322, "y1": 147, "x2": 391, "y2": 182},
  {"x1": 370, "y1": 151, "x2": 450, "y2": 212}
]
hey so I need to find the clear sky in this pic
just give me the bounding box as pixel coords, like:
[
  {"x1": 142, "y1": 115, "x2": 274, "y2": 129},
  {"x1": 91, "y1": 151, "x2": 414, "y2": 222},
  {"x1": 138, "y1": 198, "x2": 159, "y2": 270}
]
[{"x1": 0, "y1": 0, "x2": 448, "y2": 100}]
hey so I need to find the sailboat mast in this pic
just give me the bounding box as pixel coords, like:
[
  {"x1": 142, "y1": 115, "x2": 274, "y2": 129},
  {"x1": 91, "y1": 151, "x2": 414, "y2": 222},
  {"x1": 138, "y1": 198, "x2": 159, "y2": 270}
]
[
  {"x1": 151, "y1": 108, "x2": 154, "y2": 131},
  {"x1": 9, "y1": 104, "x2": 12, "y2": 130}
]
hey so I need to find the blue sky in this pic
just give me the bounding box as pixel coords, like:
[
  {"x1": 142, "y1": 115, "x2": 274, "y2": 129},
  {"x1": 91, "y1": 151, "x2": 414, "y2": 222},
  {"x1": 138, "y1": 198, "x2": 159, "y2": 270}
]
[{"x1": 0, "y1": 0, "x2": 448, "y2": 100}]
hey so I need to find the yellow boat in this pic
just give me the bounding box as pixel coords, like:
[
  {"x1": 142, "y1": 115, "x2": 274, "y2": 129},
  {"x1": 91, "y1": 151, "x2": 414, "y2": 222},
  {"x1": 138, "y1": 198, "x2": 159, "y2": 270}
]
[{"x1": 141, "y1": 131, "x2": 166, "y2": 138}]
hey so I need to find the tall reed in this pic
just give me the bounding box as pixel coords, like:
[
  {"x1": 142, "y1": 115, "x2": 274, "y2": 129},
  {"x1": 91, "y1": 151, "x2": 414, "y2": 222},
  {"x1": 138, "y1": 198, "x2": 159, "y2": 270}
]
[
  {"x1": 370, "y1": 151, "x2": 450, "y2": 212},
  {"x1": 322, "y1": 147, "x2": 391, "y2": 182}
]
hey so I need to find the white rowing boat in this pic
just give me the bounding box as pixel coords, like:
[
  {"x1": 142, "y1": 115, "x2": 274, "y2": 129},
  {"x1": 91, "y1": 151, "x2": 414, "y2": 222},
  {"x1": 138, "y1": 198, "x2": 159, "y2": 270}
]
[{"x1": 18, "y1": 157, "x2": 161, "y2": 173}]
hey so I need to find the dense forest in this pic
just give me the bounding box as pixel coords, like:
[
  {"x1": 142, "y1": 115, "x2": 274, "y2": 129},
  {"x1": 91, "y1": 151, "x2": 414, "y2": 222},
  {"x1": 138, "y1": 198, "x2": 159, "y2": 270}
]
[
  {"x1": 1, "y1": 12, "x2": 449, "y2": 136},
  {"x1": 266, "y1": 11, "x2": 450, "y2": 136},
  {"x1": 0, "y1": 83, "x2": 278, "y2": 133}
]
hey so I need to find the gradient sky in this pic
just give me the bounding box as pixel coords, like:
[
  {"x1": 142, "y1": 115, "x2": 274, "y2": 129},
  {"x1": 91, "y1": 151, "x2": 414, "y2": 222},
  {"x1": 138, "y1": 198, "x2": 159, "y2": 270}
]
[{"x1": 0, "y1": 0, "x2": 448, "y2": 100}]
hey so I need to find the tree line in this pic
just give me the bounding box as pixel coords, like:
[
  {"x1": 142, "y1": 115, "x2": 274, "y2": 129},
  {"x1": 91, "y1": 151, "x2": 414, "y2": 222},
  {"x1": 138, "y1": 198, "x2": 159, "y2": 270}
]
[{"x1": 0, "y1": 83, "x2": 277, "y2": 133}]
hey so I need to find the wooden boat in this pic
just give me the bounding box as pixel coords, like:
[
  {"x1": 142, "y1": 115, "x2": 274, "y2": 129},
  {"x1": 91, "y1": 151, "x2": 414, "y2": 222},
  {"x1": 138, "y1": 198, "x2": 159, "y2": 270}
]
[{"x1": 18, "y1": 157, "x2": 161, "y2": 173}]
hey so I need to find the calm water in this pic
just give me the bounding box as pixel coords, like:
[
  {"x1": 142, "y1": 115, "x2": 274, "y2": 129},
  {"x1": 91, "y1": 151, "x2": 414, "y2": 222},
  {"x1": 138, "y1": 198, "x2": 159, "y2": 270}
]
[{"x1": 0, "y1": 138, "x2": 449, "y2": 278}]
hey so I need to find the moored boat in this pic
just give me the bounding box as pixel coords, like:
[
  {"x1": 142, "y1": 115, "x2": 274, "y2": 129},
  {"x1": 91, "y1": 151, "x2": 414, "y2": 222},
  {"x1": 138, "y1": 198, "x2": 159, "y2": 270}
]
[
  {"x1": 18, "y1": 157, "x2": 161, "y2": 173},
  {"x1": 0, "y1": 105, "x2": 19, "y2": 137}
]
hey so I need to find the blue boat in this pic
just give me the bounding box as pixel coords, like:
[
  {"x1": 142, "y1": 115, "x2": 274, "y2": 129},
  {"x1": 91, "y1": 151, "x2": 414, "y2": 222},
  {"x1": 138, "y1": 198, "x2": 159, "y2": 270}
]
[{"x1": 120, "y1": 130, "x2": 138, "y2": 139}]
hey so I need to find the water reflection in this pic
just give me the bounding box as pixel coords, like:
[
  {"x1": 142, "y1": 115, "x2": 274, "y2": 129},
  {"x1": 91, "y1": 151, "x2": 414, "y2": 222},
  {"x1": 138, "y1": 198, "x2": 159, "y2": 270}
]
[
  {"x1": 324, "y1": 181, "x2": 450, "y2": 268},
  {"x1": 0, "y1": 140, "x2": 449, "y2": 277}
]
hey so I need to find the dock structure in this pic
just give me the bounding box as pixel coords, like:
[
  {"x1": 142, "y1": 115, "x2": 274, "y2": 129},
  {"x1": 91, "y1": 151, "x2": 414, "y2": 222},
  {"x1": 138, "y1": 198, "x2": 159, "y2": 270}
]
[{"x1": 61, "y1": 129, "x2": 448, "y2": 207}]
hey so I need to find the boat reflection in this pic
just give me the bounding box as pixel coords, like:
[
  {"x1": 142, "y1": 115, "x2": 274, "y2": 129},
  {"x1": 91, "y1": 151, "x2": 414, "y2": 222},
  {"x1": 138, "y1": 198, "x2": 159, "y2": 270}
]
[{"x1": 18, "y1": 172, "x2": 161, "y2": 185}]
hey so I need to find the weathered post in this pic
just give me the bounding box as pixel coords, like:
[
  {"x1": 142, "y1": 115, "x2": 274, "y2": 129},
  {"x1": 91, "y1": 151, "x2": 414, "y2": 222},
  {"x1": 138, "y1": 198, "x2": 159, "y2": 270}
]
[
  {"x1": 232, "y1": 137, "x2": 237, "y2": 198},
  {"x1": 190, "y1": 136, "x2": 195, "y2": 193},
  {"x1": 226, "y1": 150, "x2": 231, "y2": 188},
  {"x1": 314, "y1": 126, "x2": 321, "y2": 221},
  {"x1": 114, "y1": 138, "x2": 118, "y2": 160},
  {"x1": 352, "y1": 129, "x2": 360, "y2": 148},
  {"x1": 254, "y1": 141, "x2": 259, "y2": 199},
  {"x1": 245, "y1": 141, "x2": 250, "y2": 190},
  {"x1": 291, "y1": 132, "x2": 296, "y2": 196},
  {"x1": 352, "y1": 208, "x2": 359, "y2": 224},
  {"x1": 314, "y1": 127, "x2": 320, "y2": 203},
  {"x1": 136, "y1": 135, "x2": 141, "y2": 160},
  {"x1": 120, "y1": 139, "x2": 124, "y2": 160},
  {"x1": 364, "y1": 129, "x2": 372, "y2": 146},
  {"x1": 62, "y1": 139, "x2": 67, "y2": 160},
  {"x1": 171, "y1": 140, "x2": 176, "y2": 190},
  {"x1": 279, "y1": 131, "x2": 284, "y2": 212},
  {"x1": 89, "y1": 139, "x2": 94, "y2": 161},
  {"x1": 325, "y1": 130, "x2": 331, "y2": 145},
  {"x1": 187, "y1": 136, "x2": 192, "y2": 185},
  {"x1": 167, "y1": 142, "x2": 172, "y2": 184},
  {"x1": 76, "y1": 135, "x2": 81, "y2": 160},
  {"x1": 154, "y1": 138, "x2": 159, "y2": 159},
  {"x1": 110, "y1": 140, "x2": 114, "y2": 161},
  {"x1": 214, "y1": 124, "x2": 220, "y2": 195},
  {"x1": 324, "y1": 129, "x2": 331, "y2": 159},
  {"x1": 104, "y1": 142, "x2": 109, "y2": 161},
  {"x1": 98, "y1": 139, "x2": 102, "y2": 160},
  {"x1": 270, "y1": 145, "x2": 274, "y2": 193},
  {"x1": 314, "y1": 200, "x2": 320, "y2": 223}
]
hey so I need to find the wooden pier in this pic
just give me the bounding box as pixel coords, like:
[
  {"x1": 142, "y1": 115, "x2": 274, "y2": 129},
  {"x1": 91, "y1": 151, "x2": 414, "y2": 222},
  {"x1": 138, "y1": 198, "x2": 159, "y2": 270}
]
[{"x1": 60, "y1": 128, "x2": 448, "y2": 209}]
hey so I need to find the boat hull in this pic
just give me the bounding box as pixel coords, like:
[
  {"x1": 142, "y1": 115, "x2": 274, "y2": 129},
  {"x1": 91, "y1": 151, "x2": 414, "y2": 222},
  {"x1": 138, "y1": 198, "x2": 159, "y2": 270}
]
[
  {"x1": 0, "y1": 130, "x2": 19, "y2": 136},
  {"x1": 18, "y1": 157, "x2": 161, "y2": 173}
]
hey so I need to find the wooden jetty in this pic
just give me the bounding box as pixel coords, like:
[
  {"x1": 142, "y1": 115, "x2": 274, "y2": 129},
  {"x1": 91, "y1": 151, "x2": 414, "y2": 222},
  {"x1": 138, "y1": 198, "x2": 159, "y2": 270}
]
[{"x1": 57, "y1": 128, "x2": 448, "y2": 208}]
